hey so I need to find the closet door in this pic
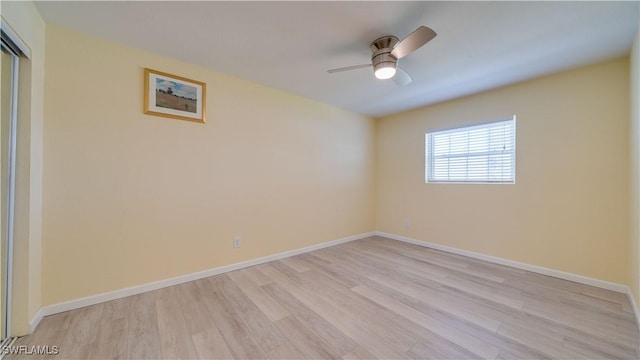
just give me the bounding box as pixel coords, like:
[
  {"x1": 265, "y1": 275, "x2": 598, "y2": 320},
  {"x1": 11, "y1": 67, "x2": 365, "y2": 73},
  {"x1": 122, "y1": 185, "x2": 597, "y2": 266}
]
[{"x1": 1, "y1": 39, "x2": 20, "y2": 342}]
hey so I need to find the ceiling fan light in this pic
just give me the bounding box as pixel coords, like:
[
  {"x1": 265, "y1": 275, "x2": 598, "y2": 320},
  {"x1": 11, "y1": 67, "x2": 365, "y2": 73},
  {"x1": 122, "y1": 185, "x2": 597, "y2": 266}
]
[{"x1": 374, "y1": 63, "x2": 396, "y2": 80}]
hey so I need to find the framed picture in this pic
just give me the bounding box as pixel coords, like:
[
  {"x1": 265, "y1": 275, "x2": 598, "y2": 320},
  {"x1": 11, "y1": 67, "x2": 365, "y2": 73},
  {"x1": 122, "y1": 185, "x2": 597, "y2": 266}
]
[{"x1": 144, "y1": 68, "x2": 206, "y2": 123}]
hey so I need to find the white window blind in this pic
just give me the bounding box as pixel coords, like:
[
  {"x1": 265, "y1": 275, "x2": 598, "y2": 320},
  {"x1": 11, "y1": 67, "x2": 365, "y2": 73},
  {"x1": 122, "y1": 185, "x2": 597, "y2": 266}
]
[{"x1": 425, "y1": 117, "x2": 515, "y2": 183}]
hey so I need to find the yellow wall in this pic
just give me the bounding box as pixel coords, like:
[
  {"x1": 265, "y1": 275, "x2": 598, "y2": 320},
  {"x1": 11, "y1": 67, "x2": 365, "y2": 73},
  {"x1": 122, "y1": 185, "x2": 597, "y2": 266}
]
[
  {"x1": 630, "y1": 29, "x2": 640, "y2": 310},
  {"x1": 33, "y1": 13, "x2": 639, "y2": 320},
  {"x1": 1, "y1": 1, "x2": 45, "y2": 335},
  {"x1": 42, "y1": 26, "x2": 375, "y2": 305},
  {"x1": 377, "y1": 58, "x2": 630, "y2": 284}
]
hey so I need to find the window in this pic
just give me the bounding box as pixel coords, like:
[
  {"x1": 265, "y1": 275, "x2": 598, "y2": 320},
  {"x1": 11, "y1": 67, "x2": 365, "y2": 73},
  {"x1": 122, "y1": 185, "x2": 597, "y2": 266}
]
[{"x1": 425, "y1": 117, "x2": 515, "y2": 183}]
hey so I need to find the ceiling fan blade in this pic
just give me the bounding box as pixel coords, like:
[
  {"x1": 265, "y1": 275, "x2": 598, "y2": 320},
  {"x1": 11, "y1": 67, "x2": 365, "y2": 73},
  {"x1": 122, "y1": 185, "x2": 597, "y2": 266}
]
[
  {"x1": 391, "y1": 26, "x2": 437, "y2": 60},
  {"x1": 327, "y1": 64, "x2": 372, "y2": 73},
  {"x1": 393, "y1": 67, "x2": 412, "y2": 86}
]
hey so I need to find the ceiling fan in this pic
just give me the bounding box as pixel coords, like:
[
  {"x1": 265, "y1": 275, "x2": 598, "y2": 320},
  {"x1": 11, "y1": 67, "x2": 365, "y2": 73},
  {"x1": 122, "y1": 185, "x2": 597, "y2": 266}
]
[{"x1": 327, "y1": 26, "x2": 437, "y2": 86}]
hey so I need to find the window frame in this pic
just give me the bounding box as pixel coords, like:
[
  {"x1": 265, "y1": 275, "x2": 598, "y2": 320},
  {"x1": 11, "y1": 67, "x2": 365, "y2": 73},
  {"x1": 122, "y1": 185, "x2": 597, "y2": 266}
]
[{"x1": 425, "y1": 116, "x2": 516, "y2": 184}]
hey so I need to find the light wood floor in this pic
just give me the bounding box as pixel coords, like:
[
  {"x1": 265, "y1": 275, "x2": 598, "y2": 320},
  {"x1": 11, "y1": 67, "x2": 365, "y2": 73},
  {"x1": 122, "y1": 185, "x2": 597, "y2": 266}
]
[{"x1": 11, "y1": 236, "x2": 640, "y2": 359}]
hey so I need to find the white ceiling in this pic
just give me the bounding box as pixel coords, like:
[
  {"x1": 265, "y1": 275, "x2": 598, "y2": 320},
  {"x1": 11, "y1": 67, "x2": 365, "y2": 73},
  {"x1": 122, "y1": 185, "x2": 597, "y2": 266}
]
[{"x1": 34, "y1": 1, "x2": 639, "y2": 117}]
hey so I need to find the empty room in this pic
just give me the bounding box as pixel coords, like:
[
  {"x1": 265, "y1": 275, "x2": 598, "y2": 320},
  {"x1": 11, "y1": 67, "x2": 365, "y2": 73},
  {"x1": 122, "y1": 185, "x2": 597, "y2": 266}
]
[{"x1": 1, "y1": 1, "x2": 639, "y2": 359}]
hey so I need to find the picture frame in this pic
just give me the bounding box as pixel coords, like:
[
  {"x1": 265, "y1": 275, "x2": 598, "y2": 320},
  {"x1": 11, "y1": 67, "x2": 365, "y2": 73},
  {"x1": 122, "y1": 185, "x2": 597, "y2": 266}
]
[{"x1": 144, "y1": 68, "x2": 206, "y2": 123}]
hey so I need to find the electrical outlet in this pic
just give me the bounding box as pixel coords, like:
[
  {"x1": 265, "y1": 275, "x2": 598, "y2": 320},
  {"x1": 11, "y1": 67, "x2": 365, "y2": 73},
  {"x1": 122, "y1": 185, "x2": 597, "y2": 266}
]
[
  {"x1": 233, "y1": 236, "x2": 242, "y2": 248},
  {"x1": 403, "y1": 219, "x2": 411, "y2": 229}
]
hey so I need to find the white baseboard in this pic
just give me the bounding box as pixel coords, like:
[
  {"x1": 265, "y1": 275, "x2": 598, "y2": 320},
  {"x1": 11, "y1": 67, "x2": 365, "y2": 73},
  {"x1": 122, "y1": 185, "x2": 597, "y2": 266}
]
[
  {"x1": 28, "y1": 230, "x2": 640, "y2": 335},
  {"x1": 626, "y1": 286, "x2": 640, "y2": 334},
  {"x1": 376, "y1": 231, "x2": 629, "y2": 293},
  {"x1": 30, "y1": 231, "x2": 375, "y2": 331},
  {"x1": 28, "y1": 308, "x2": 44, "y2": 333}
]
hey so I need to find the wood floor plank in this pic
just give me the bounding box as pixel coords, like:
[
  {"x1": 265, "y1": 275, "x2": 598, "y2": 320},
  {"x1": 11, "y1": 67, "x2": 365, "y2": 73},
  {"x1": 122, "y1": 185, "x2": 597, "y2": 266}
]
[
  {"x1": 173, "y1": 281, "x2": 219, "y2": 335},
  {"x1": 275, "y1": 316, "x2": 341, "y2": 359},
  {"x1": 260, "y1": 263, "x2": 410, "y2": 359},
  {"x1": 496, "y1": 319, "x2": 580, "y2": 358},
  {"x1": 522, "y1": 296, "x2": 638, "y2": 347},
  {"x1": 296, "y1": 253, "x2": 360, "y2": 289},
  {"x1": 126, "y1": 292, "x2": 162, "y2": 360},
  {"x1": 264, "y1": 341, "x2": 307, "y2": 360},
  {"x1": 352, "y1": 284, "x2": 501, "y2": 360},
  {"x1": 55, "y1": 303, "x2": 104, "y2": 359},
  {"x1": 262, "y1": 281, "x2": 358, "y2": 356},
  {"x1": 367, "y1": 272, "x2": 502, "y2": 332},
  {"x1": 9, "y1": 312, "x2": 71, "y2": 360},
  {"x1": 91, "y1": 318, "x2": 128, "y2": 360},
  {"x1": 563, "y1": 333, "x2": 639, "y2": 359},
  {"x1": 190, "y1": 330, "x2": 234, "y2": 360},
  {"x1": 300, "y1": 269, "x2": 419, "y2": 352},
  {"x1": 195, "y1": 278, "x2": 267, "y2": 359},
  {"x1": 271, "y1": 261, "x2": 417, "y2": 353},
  {"x1": 208, "y1": 274, "x2": 293, "y2": 355},
  {"x1": 227, "y1": 269, "x2": 290, "y2": 322},
  {"x1": 428, "y1": 301, "x2": 560, "y2": 360},
  {"x1": 174, "y1": 281, "x2": 234, "y2": 359},
  {"x1": 153, "y1": 286, "x2": 198, "y2": 359},
  {"x1": 304, "y1": 242, "x2": 535, "y2": 360},
  {"x1": 243, "y1": 265, "x2": 275, "y2": 286},
  {"x1": 407, "y1": 340, "x2": 483, "y2": 360},
  {"x1": 278, "y1": 256, "x2": 312, "y2": 272},
  {"x1": 302, "y1": 252, "x2": 506, "y2": 359},
  {"x1": 90, "y1": 298, "x2": 130, "y2": 360},
  {"x1": 15, "y1": 236, "x2": 640, "y2": 360},
  {"x1": 324, "y1": 241, "x2": 523, "y2": 313},
  {"x1": 496, "y1": 347, "x2": 553, "y2": 360},
  {"x1": 341, "y1": 345, "x2": 376, "y2": 360}
]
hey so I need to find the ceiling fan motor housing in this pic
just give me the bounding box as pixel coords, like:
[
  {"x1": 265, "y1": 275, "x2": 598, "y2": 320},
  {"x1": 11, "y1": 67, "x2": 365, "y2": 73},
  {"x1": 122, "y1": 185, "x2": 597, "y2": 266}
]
[
  {"x1": 327, "y1": 26, "x2": 436, "y2": 85},
  {"x1": 371, "y1": 36, "x2": 399, "y2": 75}
]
